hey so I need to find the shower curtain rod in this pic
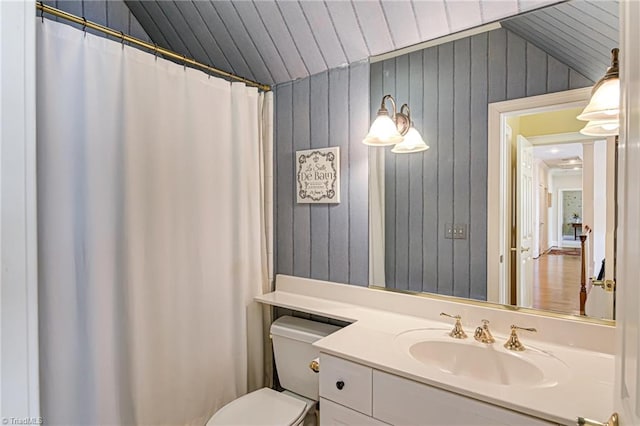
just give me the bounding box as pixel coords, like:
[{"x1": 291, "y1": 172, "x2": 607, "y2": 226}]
[{"x1": 36, "y1": 2, "x2": 271, "y2": 92}]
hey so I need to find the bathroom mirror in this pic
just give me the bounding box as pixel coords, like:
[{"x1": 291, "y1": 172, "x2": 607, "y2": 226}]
[{"x1": 368, "y1": 0, "x2": 618, "y2": 322}]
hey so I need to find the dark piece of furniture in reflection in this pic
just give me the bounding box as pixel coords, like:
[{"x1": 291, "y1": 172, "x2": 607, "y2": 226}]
[{"x1": 571, "y1": 223, "x2": 582, "y2": 240}]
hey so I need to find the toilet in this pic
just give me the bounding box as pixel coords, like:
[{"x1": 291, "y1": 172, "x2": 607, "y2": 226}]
[{"x1": 207, "y1": 316, "x2": 340, "y2": 426}]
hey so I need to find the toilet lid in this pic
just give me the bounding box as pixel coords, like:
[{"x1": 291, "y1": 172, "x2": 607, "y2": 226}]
[{"x1": 207, "y1": 388, "x2": 308, "y2": 426}]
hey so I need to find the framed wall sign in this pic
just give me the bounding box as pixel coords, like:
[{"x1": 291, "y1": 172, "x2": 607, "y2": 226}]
[{"x1": 296, "y1": 147, "x2": 340, "y2": 204}]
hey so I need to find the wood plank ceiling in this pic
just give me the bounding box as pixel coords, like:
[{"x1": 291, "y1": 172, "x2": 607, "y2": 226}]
[
  {"x1": 502, "y1": 0, "x2": 619, "y2": 83},
  {"x1": 124, "y1": 0, "x2": 563, "y2": 87}
]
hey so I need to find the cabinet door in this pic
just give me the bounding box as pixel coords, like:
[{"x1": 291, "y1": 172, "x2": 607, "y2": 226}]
[
  {"x1": 320, "y1": 398, "x2": 389, "y2": 426},
  {"x1": 373, "y1": 371, "x2": 555, "y2": 426},
  {"x1": 319, "y1": 354, "x2": 373, "y2": 416}
]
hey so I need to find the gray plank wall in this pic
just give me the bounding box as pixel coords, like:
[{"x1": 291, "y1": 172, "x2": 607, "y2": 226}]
[
  {"x1": 371, "y1": 28, "x2": 593, "y2": 300},
  {"x1": 274, "y1": 61, "x2": 370, "y2": 286},
  {"x1": 40, "y1": 0, "x2": 150, "y2": 44}
]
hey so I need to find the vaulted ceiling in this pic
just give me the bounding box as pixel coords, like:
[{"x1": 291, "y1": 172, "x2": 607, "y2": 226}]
[
  {"x1": 120, "y1": 1, "x2": 619, "y2": 88},
  {"x1": 503, "y1": 0, "x2": 619, "y2": 82},
  {"x1": 124, "y1": 0, "x2": 565, "y2": 87}
]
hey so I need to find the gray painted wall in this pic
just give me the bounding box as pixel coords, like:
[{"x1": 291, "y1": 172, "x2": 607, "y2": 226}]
[
  {"x1": 41, "y1": 0, "x2": 150, "y2": 44},
  {"x1": 274, "y1": 61, "x2": 370, "y2": 286},
  {"x1": 372, "y1": 28, "x2": 593, "y2": 300}
]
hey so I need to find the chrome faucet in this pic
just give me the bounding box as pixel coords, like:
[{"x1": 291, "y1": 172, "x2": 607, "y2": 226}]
[
  {"x1": 504, "y1": 325, "x2": 537, "y2": 351},
  {"x1": 474, "y1": 319, "x2": 495, "y2": 344},
  {"x1": 440, "y1": 312, "x2": 467, "y2": 339}
]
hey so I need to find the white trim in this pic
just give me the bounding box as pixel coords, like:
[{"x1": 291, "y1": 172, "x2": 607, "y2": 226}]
[
  {"x1": 527, "y1": 131, "x2": 600, "y2": 146},
  {"x1": 604, "y1": 135, "x2": 615, "y2": 283},
  {"x1": 582, "y1": 142, "x2": 594, "y2": 272},
  {"x1": 0, "y1": 0, "x2": 39, "y2": 419},
  {"x1": 615, "y1": 0, "x2": 640, "y2": 420},
  {"x1": 488, "y1": 88, "x2": 591, "y2": 115},
  {"x1": 369, "y1": 148, "x2": 386, "y2": 286},
  {"x1": 370, "y1": 23, "x2": 501, "y2": 64},
  {"x1": 487, "y1": 88, "x2": 591, "y2": 304}
]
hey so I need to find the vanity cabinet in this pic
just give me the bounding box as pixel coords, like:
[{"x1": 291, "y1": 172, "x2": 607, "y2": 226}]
[
  {"x1": 319, "y1": 354, "x2": 557, "y2": 426},
  {"x1": 373, "y1": 370, "x2": 554, "y2": 425},
  {"x1": 320, "y1": 398, "x2": 389, "y2": 426},
  {"x1": 319, "y1": 353, "x2": 373, "y2": 416}
]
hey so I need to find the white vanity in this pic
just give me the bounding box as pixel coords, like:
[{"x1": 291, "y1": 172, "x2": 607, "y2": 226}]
[
  {"x1": 319, "y1": 354, "x2": 554, "y2": 425},
  {"x1": 257, "y1": 275, "x2": 615, "y2": 426}
]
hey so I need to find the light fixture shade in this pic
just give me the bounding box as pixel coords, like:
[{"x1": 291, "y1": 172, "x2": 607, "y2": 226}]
[
  {"x1": 391, "y1": 127, "x2": 429, "y2": 153},
  {"x1": 577, "y1": 78, "x2": 620, "y2": 121},
  {"x1": 363, "y1": 114, "x2": 404, "y2": 146},
  {"x1": 579, "y1": 119, "x2": 619, "y2": 137}
]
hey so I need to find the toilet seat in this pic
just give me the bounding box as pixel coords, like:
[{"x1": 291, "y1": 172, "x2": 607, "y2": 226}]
[{"x1": 207, "y1": 388, "x2": 309, "y2": 426}]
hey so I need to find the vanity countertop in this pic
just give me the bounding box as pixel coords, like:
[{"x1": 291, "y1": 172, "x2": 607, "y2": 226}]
[{"x1": 256, "y1": 276, "x2": 615, "y2": 425}]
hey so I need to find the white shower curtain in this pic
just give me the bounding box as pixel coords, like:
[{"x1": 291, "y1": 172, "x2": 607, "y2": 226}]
[{"x1": 36, "y1": 19, "x2": 272, "y2": 425}]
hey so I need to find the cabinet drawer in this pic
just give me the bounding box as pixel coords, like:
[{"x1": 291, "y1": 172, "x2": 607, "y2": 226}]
[
  {"x1": 373, "y1": 370, "x2": 556, "y2": 426},
  {"x1": 320, "y1": 398, "x2": 389, "y2": 426},
  {"x1": 319, "y1": 354, "x2": 373, "y2": 416}
]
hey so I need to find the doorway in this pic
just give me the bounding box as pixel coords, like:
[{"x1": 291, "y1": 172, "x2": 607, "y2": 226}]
[
  {"x1": 487, "y1": 88, "x2": 615, "y2": 317},
  {"x1": 558, "y1": 188, "x2": 583, "y2": 248},
  {"x1": 508, "y1": 127, "x2": 587, "y2": 312},
  {"x1": 530, "y1": 144, "x2": 584, "y2": 314}
]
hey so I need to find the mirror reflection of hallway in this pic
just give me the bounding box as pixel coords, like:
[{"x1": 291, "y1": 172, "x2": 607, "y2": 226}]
[
  {"x1": 516, "y1": 139, "x2": 585, "y2": 315},
  {"x1": 532, "y1": 164, "x2": 584, "y2": 315},
  {"x1": 529, "y1": 137, "x2": 612, "y2": 318},
  {"x1": 525, "y1": 141, "x2": 585, "y2": 315},
  {"x1": 490, "y1": 90, "x2": 615, "y2": 319}
]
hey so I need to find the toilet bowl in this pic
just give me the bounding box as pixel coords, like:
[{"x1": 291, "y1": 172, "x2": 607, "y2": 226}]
[
  {"x1": 206, "y1": 316, "x2": 340, "y2": 426},
  {"x1": 206, "y1": 388, "x2": 314, "y2": 426}
]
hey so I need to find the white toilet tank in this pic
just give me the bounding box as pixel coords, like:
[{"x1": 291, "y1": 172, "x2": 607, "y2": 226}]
[{"x1": 271, "y1": 316, "x2": 341, "y2": 401}]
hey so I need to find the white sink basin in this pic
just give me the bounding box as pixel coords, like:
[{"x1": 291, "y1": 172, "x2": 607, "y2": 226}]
[{"x1": 395, "y1": 329, "x2": 569, "y2": 388}]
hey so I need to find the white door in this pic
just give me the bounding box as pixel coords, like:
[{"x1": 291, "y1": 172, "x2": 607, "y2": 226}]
[
  {"x1": 602, "y1": 135, "x2": 616, "y2": 318},
  {"x1": 613, "y1": 1, "x2": 640, "y2": 424},
  {"x1": 539, "y1": 183, "x2": 548, "y2": 255},
  {"x1": 516, "y1": 135, "x2": 534, "y2": 307},
  {"x1": 585, "y1": 138, "x2": 616, "y2": 320}
]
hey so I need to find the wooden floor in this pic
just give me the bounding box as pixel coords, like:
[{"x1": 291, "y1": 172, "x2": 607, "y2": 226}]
[{"x1": 531, "y1": 251, "x2": 581, "y2": 315}]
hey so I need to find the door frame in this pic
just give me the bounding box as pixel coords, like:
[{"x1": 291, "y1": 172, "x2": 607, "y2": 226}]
[
  {"x1": 487, "y1": 88, "x2": 592, "y2": 304},
  {"x1": 557, "y1": 187, "x2": 583, "y2": 248},
  {"x1": 0, "y1": 0, "x2": 40, "y2": 417},
  {"x1": 616, "y1": 0, "x2": 640, "y2": 421}
]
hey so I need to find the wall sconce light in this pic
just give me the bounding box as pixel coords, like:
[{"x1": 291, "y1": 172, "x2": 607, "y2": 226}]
[
  {"x1": 391, "y1": 105, "x2": 429, "y2": 154},
  {"x1": 363, "y1": 94, "x2": 407, "y2": 146},
  {"x1": 363, "y1": 94, "x2": 429, "y2": 153},
  {"x1": 579, "y1": 119, "x2": 619, "y2": 137},
  {"x1": 577, "y1": 48, "x2": 619, "y2": 136}
]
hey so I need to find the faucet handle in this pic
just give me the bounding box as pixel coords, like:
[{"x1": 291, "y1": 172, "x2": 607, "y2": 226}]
[
  {"x1": 504, "y1": 324, "x2": 537, "y2": 351},
  {"x1": 440, "y1": 312, "x2": 467, "y2": 339},
  {"x1": 511, "y1": 325, "x2": 537, "y2": 333}
]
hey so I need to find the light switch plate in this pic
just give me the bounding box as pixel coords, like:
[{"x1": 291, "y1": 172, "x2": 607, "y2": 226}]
[
  {"x1": 445, "y1": 223, "x2": 454, "y2": 239},
  {"x1": 453, "y1": 224, "x2": 467, "y2": 240}
]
